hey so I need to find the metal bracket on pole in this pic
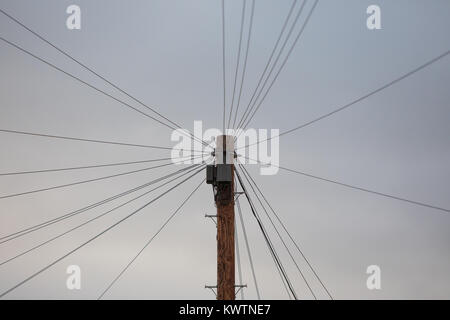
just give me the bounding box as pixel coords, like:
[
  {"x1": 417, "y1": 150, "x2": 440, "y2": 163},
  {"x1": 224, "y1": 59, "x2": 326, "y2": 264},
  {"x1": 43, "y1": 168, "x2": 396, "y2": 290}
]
[
  {"x1": 205, "y1": 285, "x2": 218, "y2": 297},
  {"x1": 234, "y1": 191, "x2": 244, "y2": 200},
  {"x1": 205, "y1": 214, "x2": 218, "y2": 226},
  {"x1": 205, "y1": 284, "x2": 246, "y2": 298},
  {"x1": 234, "y1": 284, "x2": 247, "y2": 297}
]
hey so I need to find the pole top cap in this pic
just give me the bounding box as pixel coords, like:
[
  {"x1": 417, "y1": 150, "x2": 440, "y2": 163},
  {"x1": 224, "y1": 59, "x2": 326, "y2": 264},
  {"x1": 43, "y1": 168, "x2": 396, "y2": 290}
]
[{"x1": 215, "y1": 135, "x2": 234, "y2": 165}]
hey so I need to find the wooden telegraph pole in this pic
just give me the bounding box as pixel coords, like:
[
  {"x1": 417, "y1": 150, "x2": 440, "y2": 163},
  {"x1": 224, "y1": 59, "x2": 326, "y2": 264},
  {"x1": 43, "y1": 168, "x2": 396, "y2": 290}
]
[{"x1": 206, "y1": 135, "x2": 235, "y2": 300}]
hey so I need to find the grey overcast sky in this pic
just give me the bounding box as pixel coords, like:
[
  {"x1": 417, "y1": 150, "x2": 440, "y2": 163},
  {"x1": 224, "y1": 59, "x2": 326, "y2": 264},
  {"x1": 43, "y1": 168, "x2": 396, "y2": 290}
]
[{"x1": 0, "y1": 0, "x2": 449, "y2": 299}]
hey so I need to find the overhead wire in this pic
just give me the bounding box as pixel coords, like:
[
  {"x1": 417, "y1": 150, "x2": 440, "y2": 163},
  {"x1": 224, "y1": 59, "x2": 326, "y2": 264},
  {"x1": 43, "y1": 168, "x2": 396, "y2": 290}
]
[
  {"x1": 241, "y1": 164, "x2": 333, "y2": 299},
  {"x1": 235, "y1": 167, "x2": 298, "y2": 299},
  {"x1": 0, "y1": 160, "x2": 207, "y2": 244},
  {"x1": 0, "y1": 128, "x2": 208, "y2": 153},
  {"x1": 235, "y1": 215, "x2": 244, "y2": 300},
  {"x1": 0, "y1": 166, "x2": 205, "y2": 298},
  {"x1": 235, "y1": 49, "x2": 450, "y2": 151},
  {"x1": 234, "y1": 180, "x2": 244, "y2": 300},
  {"x1": 236, "y1": 197, "x2": 260, "y2": 299},
  {"x1": 239, "y1": 164, "x2": 317, "y2": 299},
  {"x1": 231, "y1": 0, "x2": 256, "y2": 129},
  {"x1": 0, "y1": 155, "x2": 208, "y2": 200},
  {"x1": 0, "y1": 164, "x2": 206, "y2": 267},
  {"x1": 0, "y1": 156, "x2": 197, "y2": 177},
  {"x1": 221, "y1": 0, "x2": 226, "y2": 134},
  {"x1": 0, "y1": 8, "x2": 211, "y2": 148},
  {"x1": 236, "y1": 0, "x2": 305, "y2": 130},
  {"x1": 239, "y1": 0, "x2": 319, "y2": 132},
  {"x1": 227, "y1": 0, "x2": 246, "y2": 129},
  {"x1": 240, "y1": 155, "x2": 450, "y2": 214},
  {"x1": 98, "y1": 177, "x2": 206, "y2": 299}
]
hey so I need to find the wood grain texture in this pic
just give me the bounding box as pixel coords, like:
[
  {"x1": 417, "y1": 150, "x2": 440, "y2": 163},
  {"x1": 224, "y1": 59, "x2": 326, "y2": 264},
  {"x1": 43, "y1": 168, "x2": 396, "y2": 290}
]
[{"x1": 216, "y1": 165, "x2": 235, "y2": 300}]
